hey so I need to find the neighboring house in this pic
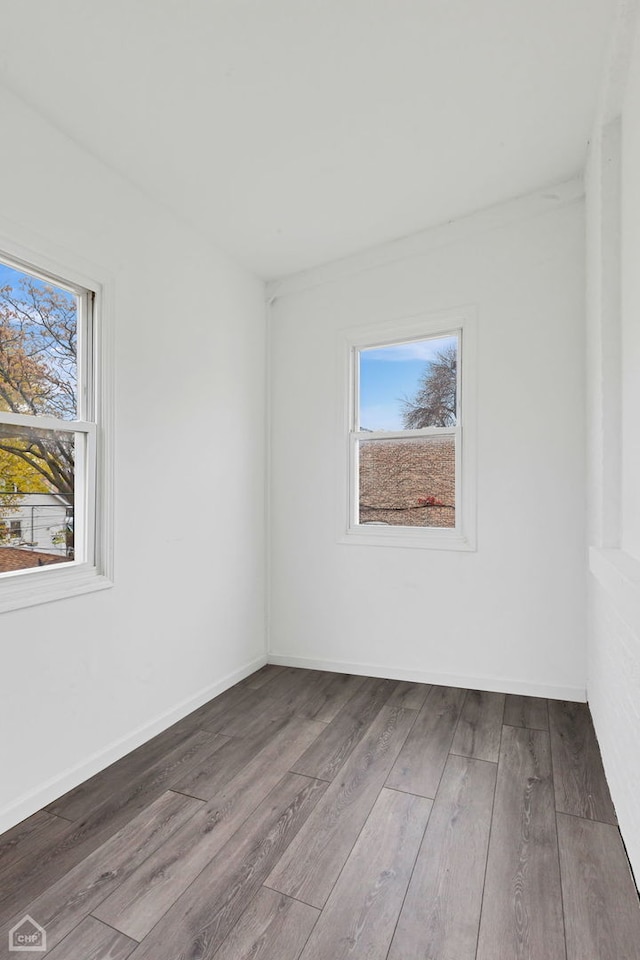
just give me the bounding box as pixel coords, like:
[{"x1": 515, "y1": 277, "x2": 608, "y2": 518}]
[
  {"x1": 0, "y1": 491, "x2": 71, "y2": 560},
  {"x1": 0, "y1": 547, "x2": 67, "y2": 574},
  {"x1": 359, "y1": 435, "x2": 455, "y2": 527}
]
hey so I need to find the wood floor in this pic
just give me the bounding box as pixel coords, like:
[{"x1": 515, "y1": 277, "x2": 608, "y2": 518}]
[{"x1": 1, "y1": 666, "x2": 640, "y2": 960}]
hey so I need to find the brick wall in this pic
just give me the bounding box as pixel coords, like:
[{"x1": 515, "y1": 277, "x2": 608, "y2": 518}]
[{"x1": 359, "y1": 435, "x2": 455, "y2": 527}]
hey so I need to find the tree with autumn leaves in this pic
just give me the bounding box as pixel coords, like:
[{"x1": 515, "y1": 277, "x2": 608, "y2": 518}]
[{"x1": 0, "y1": 276, "x2": 77, "y2": 537}]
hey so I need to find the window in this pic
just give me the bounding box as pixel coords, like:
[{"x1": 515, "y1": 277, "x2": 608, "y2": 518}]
[
  {"x1": 0, "y1": 243, "x2": 113, "y2": 610},
  {"x1": 341, "y1": 310, "x2": 476, "y2": 550}
]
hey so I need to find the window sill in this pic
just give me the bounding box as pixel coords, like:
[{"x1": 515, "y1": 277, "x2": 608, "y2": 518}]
[
  {"x1": 0, "y1": 562, "x2": 113, "y2": 614},
  {"x1": 339, "y1": 527, "x2": 476, "y2": 551}
]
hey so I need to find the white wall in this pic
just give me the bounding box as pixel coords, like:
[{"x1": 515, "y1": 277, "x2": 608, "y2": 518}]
[
  {"x1": 0, "y1": 85, "x2": 267, "y2": 831},
  {"x1": 586, "y1": 1, "x2": 640, "y2": 882},
  {"x1": 269, "y1": 186, "x2": 587, "y2": 700},
  {"x1": 620, "y1": 26, "x2": 640, "y2": 561}
]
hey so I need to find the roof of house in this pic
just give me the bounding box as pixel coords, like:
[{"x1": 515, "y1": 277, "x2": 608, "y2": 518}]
[{"x1": 0, "y1": 547, "x2": 68, "y2": 574}]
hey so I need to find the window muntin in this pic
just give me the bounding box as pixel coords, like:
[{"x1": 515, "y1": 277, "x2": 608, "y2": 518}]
[
  {"x1": 347, "y1": 323, "x2": 470, "y2": 545},
  {"x1": 0, "y1": 254, "x2": 95, "y2": 578}
]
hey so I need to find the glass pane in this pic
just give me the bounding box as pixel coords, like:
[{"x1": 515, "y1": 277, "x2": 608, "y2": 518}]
[
  {"x1": 359, "y1": 334, "x2": 458, "y2": 431},
  {"x1": 0, "y1": 259, "x2": 78, "y2": 420},
  {"x1": 358, "y1": 435, "x2": 455, "y2": 528},
  {"x1": 0, "y1": 423, "x2": 75, "y2": 573}
]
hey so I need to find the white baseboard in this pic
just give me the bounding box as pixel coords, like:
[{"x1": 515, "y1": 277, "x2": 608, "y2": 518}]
[
  {"x1": 0, "y1": 654, "x2": 267, "y2": 835},
  {"x1": 267, "y1": 653, "x2": 586, "y2": 702}
]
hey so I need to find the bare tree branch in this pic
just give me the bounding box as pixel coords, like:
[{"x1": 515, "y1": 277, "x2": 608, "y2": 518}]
[
  {"x1": 401, "y1": 344, "x2": 457, "y2": 428},
  {"x1": 0, "y1": 277, "x2": 77, "y2": 503}
]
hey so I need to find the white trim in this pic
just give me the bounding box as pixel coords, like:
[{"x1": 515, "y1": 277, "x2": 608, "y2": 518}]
[
  {"x1": 94, "y1": 265, "x2": 116, "y2": 585},
  {"x1": 586, "y1": 118, "x2": 623, "y2": 550},
  {"x1": 0, "y1": 411, "x2": 93, "y2": 432},
  {"x1": 0, "y1": 221, "x2": 109, "y2": 296},
  {"x1": 0, "y1": 245, "x2": 92, "y2": 298},
  {"x1": 267, "y1": 178, "x2": 583, "y2": 300},
  {"x1": 267, "y1": 654, "x2": 586, "y2": 703},
  {"x1": 0, "y1": 653, "x2": 267, "y2": 835},
  {"x1": 353, "y1": 426, "x2": 455, "y2": 441},
  {"x1": 338, "y1": 307, "x2": 477, "y2": 551},
  {"x1": 338, "y1": 526, "x2": 472, "y2": 551},
  {"x1": 0, "y1": 564, "x2": 113, "y2": 614},
  {"x1": 265, "y1": 296, "x2": 275, "y2": 670},
  {"x1": 0, "y1": 227, "x2": 115, "y2": 611},
  {"x1": 594, "y1": 0, "x2": 640, "y2": 128}
]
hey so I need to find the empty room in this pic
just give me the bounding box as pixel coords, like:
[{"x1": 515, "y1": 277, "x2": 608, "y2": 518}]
[{"x1": 1, "y1": 2, "x2": 639, "y2": 958}]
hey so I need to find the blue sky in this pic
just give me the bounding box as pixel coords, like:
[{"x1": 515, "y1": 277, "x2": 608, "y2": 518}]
[
  {"x1": 359, "y1": 334, "x2": 457, "y2": 431},
  {"x1": 0, "y1": 260, "x2": 68, "y2": 298},
  {"x1": 0, "y1": 262, "x2": 27, "y2": 290}
]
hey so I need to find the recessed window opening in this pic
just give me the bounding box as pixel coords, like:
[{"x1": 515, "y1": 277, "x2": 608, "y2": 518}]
[
  {"x1": 356, "y1": 332, "x2": 459, "y2": 530},
  {"x1": 0, "y1": 253, "x2": 95, "y2": 578},
  {"x1": 342, "y1": 311, "x2": 475, "y2": 551}
]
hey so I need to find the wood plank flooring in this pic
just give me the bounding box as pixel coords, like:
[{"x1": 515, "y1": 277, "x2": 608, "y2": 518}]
[
  {"x1": 1, "y1": 668, "x2": 639, "y2": 960},
  {"x1": 476, "y1": 725, "x2": 565, "y2": 960}
]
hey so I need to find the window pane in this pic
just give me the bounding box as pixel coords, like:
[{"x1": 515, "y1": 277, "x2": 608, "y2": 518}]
[
  {"x1": 0, "y1": 259, "x2": 78, "y2": 420},
  {"x1": 0, "y1": 423, "x2": 75, "y2": 572},
  {"x1": 358, "y1": 334, "x2": 458, "y2": 431},
  {"x1": 358, "y1": 435, "x2": 455, "y2": 528}
]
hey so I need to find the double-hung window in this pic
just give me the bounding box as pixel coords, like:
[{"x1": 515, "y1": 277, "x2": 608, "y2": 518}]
[
  {"x1": 342, "y1": 310, "x2": 476, "y2": 550},
  {"x1": 0, "y1": 246, "x2": 112, "y2": 610}
]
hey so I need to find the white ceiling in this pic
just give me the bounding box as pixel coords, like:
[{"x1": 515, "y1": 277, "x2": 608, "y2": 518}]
[{"x1": 0, "y1": 0, "x2": 615, "y2": 279}]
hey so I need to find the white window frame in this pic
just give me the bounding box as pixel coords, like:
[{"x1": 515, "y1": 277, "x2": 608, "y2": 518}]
[
  {"x1": 338, "y1": 307, "x2": 477, "y2": 550},
  {"x1": 0, "y1": 234, "x2": 114, "y2": 613}
]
